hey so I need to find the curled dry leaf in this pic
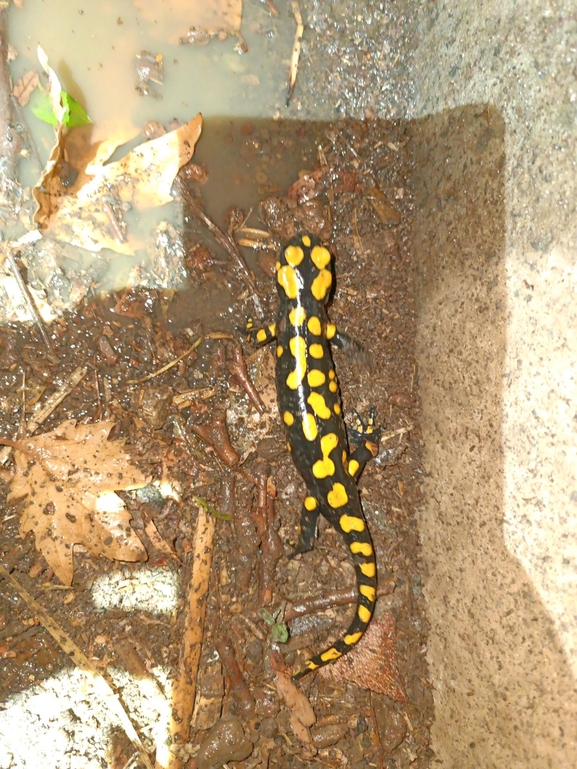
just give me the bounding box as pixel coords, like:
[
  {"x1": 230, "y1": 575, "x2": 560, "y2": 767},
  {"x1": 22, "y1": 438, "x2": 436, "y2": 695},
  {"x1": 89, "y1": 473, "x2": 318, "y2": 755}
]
[
  {"x1": 7, "y1": 420, "x2": 150, "y2": 585},
  {"x1": 317, "y1": 612, "x2": 407, "y2": 701},
  {"x1": 33, "y1": 100, "x2": 202, "y2": 254}
]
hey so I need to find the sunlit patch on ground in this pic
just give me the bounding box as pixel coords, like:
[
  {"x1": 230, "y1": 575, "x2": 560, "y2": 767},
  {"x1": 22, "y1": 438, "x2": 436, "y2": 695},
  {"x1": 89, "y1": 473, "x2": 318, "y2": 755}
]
[
  {"x1": 91, "y1": 567, "x2": 180, "y2": 615},
  {"x1": 0, "y1": 665, "x2": 172, "y2": 769}
]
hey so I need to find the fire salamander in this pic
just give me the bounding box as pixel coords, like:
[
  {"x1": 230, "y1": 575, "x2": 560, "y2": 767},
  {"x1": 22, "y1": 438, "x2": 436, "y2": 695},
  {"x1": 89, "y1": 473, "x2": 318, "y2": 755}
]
[{"x1": 245, "y1": 232, "x2": 381, "y2": 681}]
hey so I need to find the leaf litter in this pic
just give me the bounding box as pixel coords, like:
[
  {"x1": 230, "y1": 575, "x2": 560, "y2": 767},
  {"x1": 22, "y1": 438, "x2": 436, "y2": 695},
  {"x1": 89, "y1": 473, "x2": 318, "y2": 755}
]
[
  {"x1": 1, "y1": 74, "x2": 432, "y2": 766},
  {"x1": 5, "y1": 420, "x2": 150, "y2": 585},
  {"x1": 31, "y1": 46, "x2": 202, "y2": 256}
]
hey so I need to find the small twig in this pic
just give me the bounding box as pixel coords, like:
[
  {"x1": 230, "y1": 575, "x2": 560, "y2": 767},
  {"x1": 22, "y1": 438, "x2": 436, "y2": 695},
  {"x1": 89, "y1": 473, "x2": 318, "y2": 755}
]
[
  {"x1": 214, "y1": 635, "x2": 256, "y2": 719},
  {"x1": 4, "y1": 251, "x2": 55, "y2": 356},
  {"x1": 0, "y1": 364, "x2": 88, "y2": 466},
  {"x1": 172, "y1": 386, "x2": 217, "y2": 409},
  {"x1": 380, "y1": 424, "x2": 414, "y2": 444},
  {"x1": 228, "y1": 342, "x2": 266, "y2": 414},
  {"x1": 102, "y1": 199, "x2": 127, "y2": 244},
  {"x1": 127, "y1": 337, "x2": 202, "y2": 385},
  {"x1": 286, "y1": 2, "x2": 304, "y2": 107},
  {"x1": 284, "y1": 580, "x2": 396, "y2": 622},
  {"x1": 176, "y1": 177, "x2": 264, "y2": 315},
  {"x1": 255, "y1": 472, "x2": 283, "y2": 606},
  {"x1": 165, "y1": 504, "x2": 216, "y2": 768},
  {"x1": 189, "y1": 412, "x2": 239, "y2": 466},
  {"x1": 0, "y1": 564, "x2": 154, "y2": 769},
  {"x1": 262, "y1": 0, "x2": 279, "y2": 16},
  {"x1": 28, "y1": 365, "x2": 88, "y2": 434}
]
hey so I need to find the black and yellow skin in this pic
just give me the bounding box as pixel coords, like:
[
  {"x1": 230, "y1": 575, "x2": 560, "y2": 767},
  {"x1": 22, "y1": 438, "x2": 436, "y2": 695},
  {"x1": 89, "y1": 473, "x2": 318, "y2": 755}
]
[{"x1": 246, "y1": 232, "x2": 380, "y2": 681}]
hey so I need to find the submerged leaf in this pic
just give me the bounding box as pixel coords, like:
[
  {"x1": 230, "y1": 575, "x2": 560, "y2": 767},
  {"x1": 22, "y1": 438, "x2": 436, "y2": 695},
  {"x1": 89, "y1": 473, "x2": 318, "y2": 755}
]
[
  {"x1": 33, "y1": 114, "x2": 202, "y2": 254},
  {"x1": 61, "y1": 92, "x2": 91, "y2": 127},
  {"x1": 30, "y1": 88, "x2": 58, "y2": 125}
]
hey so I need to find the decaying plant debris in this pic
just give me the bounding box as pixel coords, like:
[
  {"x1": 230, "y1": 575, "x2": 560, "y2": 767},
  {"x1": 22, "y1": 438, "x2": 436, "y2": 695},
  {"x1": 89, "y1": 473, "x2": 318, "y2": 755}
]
[{"x1": 0, "y1": 113, "x2": 433, "y2": 768}]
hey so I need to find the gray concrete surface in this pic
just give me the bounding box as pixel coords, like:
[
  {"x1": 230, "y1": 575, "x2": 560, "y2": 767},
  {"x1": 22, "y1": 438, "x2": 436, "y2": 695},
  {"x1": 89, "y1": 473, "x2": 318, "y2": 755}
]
[
  {"x1": 295, "y1": 1, "x2": 577, "y2": 765},
  {"x1": 409, "y1": 3, "x2": 577, "y2": 766}
]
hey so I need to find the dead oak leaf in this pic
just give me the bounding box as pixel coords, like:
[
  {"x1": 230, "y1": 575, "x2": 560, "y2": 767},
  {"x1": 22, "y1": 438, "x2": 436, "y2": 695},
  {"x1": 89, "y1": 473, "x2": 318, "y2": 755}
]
[
  {"x1": 33, "y1": 95, "x2": 202, "y2": 255},
  {"x1": 8, "y1": 420, "x2": 150, "y2": 585},
  {"x1": 13, "y1": 70, "x2": 40, "y2": 107},
  {"x1": 317, "y1": 612, "x2": 407, "y2": 702}
]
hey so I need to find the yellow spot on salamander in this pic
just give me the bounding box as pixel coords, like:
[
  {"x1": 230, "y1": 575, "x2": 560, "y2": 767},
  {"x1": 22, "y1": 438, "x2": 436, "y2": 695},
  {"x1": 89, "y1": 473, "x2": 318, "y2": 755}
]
[
  {"x1": 342, "y1": 450, "x2": 347, "y2": 465},
  {"x1": 304, "y1": 496, "x2": 318, "y2": 511},
  {"x1": 287, "y1": 442, "x2": 292, "y2": 452},
  {"x1": 284, "y1": 244, "x2": 304, "y2": 266},
  {"x1": 348, "y1": 458, "x2": 360, "y2": 476},
  {"x1": 320, "y1": 647, "x2": 342, "y2": 662},
  {"x1": 306, "y1": 660, "x2": 319, "y2": 670},
  {"x1": 302, "y1": 413, "x2": 318, "y2": 441},
  {"x1": 326, "y1": 323, "x2": 337, "y2": 339},
  {"x1": 309, "y1": 343, "x2": 324, "y2": 359},
  {"x1": 278, "y1": 264, "x2": 300, "y2": 299},
  {"x1": 277, "y1": 345, "x2": 284, "y2": 358},
  {"x1": 360, "y1": 562, "x2": 376, "y2": 578},
  {"x1": 307, "y1": 369, "x2": 326, "y2": 388},
  {"x1": 350, "y1": 541, "x2": 373, "y2": 557},
  {"x1": 334, "y1": 403, "x2": 342, "y2": 415},
  {"x1": 286, "y1": 336, "x2": 307, "y2": 390},
  {"x1": 339, "y1": 511, "x2": 365, "y2": 529},
  {"x1": 302, "y1": 235, "x2": 311, "y2": 247},
  {"x1": 328, "y1": 369, "x2": 336, "y2": 380},
  {"x1": 311, "y1": 245, "x2": 331, "y2": 270},
  {"x1": 312, "y1": 433, "x2": 338, "y2": 479},
  {"x1": 289, "y1": 306, "x2": 307, "y2": 326},
  {"x1": 307, "y1": 392, "x2": 331, "y2": 419},
  {"x1": 283, "y1": 411, "x2": 295, "y2": 426},
  {"x1": 256, "y1": 328, "x2": 268, "y2": 343},
  {"x1": 358, "y1": 605, "x2": 372, "y2": 624},
  {"x1": 360, "y1": 584, "x2": 376, "y2": 602},
  {"x1": 307, "y1": 316, "x2": 322, "y2": 335},
  {"x1": 311, "y1": 269, "x2": 332, "y2": 301},
  {"x1": 268, "y1": 323, "x2": 277, "y2": 336},
  {"x1": 344, "y1": 631, "x2": 363, "y2": 645},
  {"x1": 329, "y1": 381, "x2": 338, "y2": 393},
  {"x1": 327, "y1": 483, "x2": 349, "y2": 509}
]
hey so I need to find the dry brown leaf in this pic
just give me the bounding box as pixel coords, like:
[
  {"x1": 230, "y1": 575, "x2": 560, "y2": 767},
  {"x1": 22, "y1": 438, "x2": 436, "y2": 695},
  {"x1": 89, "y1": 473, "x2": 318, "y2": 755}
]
[
  {"x1": 33, "y1": 113, "x2": 202, "y2": 255},
  {"x1": 8, "y1": 420, "x2": 150, "y2": 585},
  {"x1": 13, "y1": 71, "x2": 39, "y2": 106},
  {"x1": 275, "y1": 670, "x2": 316, "y2": 742},
  {"x1": 317, "y1": 612, "x2": 407, "y2": 701}
]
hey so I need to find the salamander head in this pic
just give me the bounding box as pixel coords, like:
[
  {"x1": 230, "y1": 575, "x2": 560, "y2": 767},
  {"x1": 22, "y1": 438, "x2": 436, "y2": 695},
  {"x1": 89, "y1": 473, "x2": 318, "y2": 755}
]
[{"x1": 275, "y1": 233, "x2": 334, "y2": 305}]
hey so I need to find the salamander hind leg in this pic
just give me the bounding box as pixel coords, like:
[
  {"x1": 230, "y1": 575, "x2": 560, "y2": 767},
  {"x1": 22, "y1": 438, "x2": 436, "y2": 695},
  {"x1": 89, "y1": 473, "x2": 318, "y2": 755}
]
[{"x1": 289, "y1": 496, "x2": 320, "y2": 558}]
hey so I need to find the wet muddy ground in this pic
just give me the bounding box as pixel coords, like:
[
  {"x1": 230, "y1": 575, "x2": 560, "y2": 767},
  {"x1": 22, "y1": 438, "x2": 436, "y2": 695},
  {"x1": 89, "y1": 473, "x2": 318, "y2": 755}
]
[{"x1": 0, "y1": 118, "x2": 433, "y2": 767}]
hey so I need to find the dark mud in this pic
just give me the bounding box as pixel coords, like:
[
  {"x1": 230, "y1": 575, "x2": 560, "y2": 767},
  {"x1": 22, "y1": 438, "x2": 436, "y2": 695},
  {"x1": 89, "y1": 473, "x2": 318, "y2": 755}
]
[{"x1": 0, "y1": 117, "x2": 432, "y2": 768}]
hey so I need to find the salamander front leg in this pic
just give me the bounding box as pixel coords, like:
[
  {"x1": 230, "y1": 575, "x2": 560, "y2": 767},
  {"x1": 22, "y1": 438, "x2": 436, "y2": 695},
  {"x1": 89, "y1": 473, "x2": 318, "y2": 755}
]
[
  {"x1": 289, "y1": 496, "x2": 320, "y2": 557},
  {"x1": 241, "y1": 317, "x2": 277, "y2": 346}
]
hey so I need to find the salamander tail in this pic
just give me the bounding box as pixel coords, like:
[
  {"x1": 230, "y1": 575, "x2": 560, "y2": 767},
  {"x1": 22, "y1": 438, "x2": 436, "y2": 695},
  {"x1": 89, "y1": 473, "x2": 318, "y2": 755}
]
[{"x1": 291, "y1": 550, "x2": 377, "y2": 681}]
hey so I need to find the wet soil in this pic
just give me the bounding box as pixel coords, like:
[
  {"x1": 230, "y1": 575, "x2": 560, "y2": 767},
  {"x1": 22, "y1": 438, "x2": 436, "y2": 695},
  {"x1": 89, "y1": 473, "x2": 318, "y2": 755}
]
[{"x1": 0, "y1": 118, "x2": 433, "y2": 767}]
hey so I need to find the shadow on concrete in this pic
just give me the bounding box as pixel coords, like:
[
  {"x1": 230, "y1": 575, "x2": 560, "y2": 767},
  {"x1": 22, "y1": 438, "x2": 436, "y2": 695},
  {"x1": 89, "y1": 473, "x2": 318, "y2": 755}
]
[{"x1": 411, "y1": 104, "x2": 577, "y2": 768}]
